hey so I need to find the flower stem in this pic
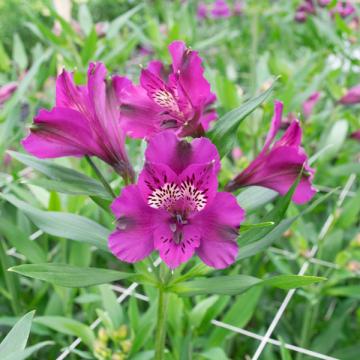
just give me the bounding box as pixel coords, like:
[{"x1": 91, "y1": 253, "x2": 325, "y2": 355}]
[
  {"x1": 154, "y1": 288, "x2": 169, "y2": 360},
  {"x1": 85, "y1": 156, "x2": 116, "y2": 199}
]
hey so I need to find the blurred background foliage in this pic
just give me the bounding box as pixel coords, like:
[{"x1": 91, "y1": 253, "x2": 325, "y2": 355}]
[{"x1": 0, "y1": 0, "x2": 359, "y2": 359}]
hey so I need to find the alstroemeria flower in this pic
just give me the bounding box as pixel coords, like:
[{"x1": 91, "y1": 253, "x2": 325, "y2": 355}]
[
  {"x1": 109, "y1": 131, "x2": 244, "y2": 269},
  {"x1": 303, "y1": 92, "x2": 321, "y2": 118},
  {"x1": 118, "y1": 40, "x2": 217, "y2": 138},
  {"x1": 197, "y1": 2, "x2": 208, "y2": 20},
  {"x1": 331, "y1": 1, "x2": 355, "y2": 18},
  {"x1": 211, "y1": 0, "x2": 231, "y2": 18},
  {"x1": 339, "y1": 84, "x2": 360, "y2": 105},
  {"x1": 22, "y1": 63, "x2": 134, "y2": 182},
  {"x1": 225, "y1": 101, "x2": 316, "y2": 204}
]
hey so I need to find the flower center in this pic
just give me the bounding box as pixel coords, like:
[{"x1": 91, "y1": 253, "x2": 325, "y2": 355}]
[{"x1": 147, "y1": 179, "x2": 208, "y2": 213}]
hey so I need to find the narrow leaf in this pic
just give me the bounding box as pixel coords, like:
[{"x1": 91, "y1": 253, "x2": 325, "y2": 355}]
[{"x1": 9, "y1": 263, "x2": 136, "y2": 288}]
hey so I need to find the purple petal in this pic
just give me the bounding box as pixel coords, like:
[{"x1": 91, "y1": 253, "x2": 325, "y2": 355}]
[
  {"x1": 138, "y1": 162, "x2": 179, "y2": 206},
  {"x1": 230, "y1": 146, "x2": 316, "y2": 204},
  {"x1": 56, "y1": 70, "x2": 89, "y2": 113},
  {"x1": 154, "y1": 223, "x2": 201, "y2": 268},
  {"x1": 339, "y1": 84, "x2": 360, "y2": 105},
  {"x1": 145, "y1": 131, "x2": 221, "y2": 175},
  {"x1": 168, "y1": 41, "x2": 215, "y2": 109},
  {"x1": 195, "y1": 192, "x2": 244, "y2": 269},
  {"x1": 211, "y1": 0, "x2": 232, "y2": 18},
  {"x1": 22, "y1": 107, "x2": 98, "y2": 158},
  {"x1": 303, "y1": 92, "x2": 321, "y2": 118},
  {"x1": 0, "y1": 82, "x2": 18, "y2": 105},
  {"x1": 117, "y1": 77, "x2": 161, "y2": 138},
  {"x1": 263, "y1": 100, "x2": 284, "y2": 152},
  {"x1": 179, "y1": 162, "x2": 218, "y2": 207},
  {"x1": 109, "y1": 185, "x2": 156, "y2": 263}
]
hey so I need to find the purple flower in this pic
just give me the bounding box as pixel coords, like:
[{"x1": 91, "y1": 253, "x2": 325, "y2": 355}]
[
  {"x1": 0, "y1": 82, "x2": 17, "y2": 106},
  {"x1": 22, "y1": 63, "x2": 134, "y2": 182},
  {"x1": 339, "y1": 84, "x2": 360, "y2": 105},
  {"x1": 109, "y1": 131, "x2": 245, "y2": 269},
  {"x1": 350, "y1": 130, "x2": 360, "y2": 142},
  {"x1": 118, "y1": 40, "x2": 217, "y2": 138},
  {"x1": 211, "y1": 0, "x2": 231, "y2": 18},
  {"x1": 295, "y1": 0, "x2": 316, "y2": 22},
  {"x1": 303, "y1": 92, "x2": 321, "y2": 118},
  {"x1": 197, "y1": 2, "x2": 208, "y2": 20},
  {"x1": 225, "y1": 101, "x2": 316, "y2": 204},
  {"x1": 317, "y1": 0, "x2": 330, "y2": 7},
  {"x1": 331, "y1": 1, "x2": 356, "y2": 18}
]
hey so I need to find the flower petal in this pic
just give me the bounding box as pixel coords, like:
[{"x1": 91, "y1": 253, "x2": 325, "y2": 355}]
[
  {"x1": 195, "y1": 192, "x2": 244, "y2": 269},
  {"x1": 22, "y1": 107, "x2": 97, "y2": 158},
  {"x1": 179, "y1": 162, "x2": 218, "y2": 208},
  {"x1": 56, "y1": 70, "x2": 89, "y2": 114},
  {"x1": 154, "y1": 223, "x2": 201, "y2": 269},
  {"x1": 232, "y1": 146, "x2": 316, "y2": 204},
  {"x1": 118, "y1": 78, "x2": 161, "y2": 138},
  {"x1": 145, "y1": 131, "x2": 221, "y2": 175},
  {"x1": 109, "y1": 185, "x2": 156, "y2": 263},
  {"x1": 138, "y1": 162, "x2": 180, "y2": 208},
  {"x1": 168, "y1": 41, "x2": 214, "y2": 108},
  {"x1": 263, "y1": 100, "x2": 283, "y2": 152}
]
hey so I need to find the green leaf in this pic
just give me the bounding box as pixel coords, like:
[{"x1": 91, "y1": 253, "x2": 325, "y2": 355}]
[
  {"x1": 3, "y1": 341, "x2": 53, "y2": 360},
  {"x1": 81, "y1": 28, "x2": 97, "y2": 65},
  {"x1": 325, "y1": 286, "x2": 360, "y2": 299},
  {"x1": 78, "y1": 4, "x2": 93, "y2": 36},
  {"x1": 170, "y1": 274, "x2": 324, "y2": 296},
  {"x1": 0, "y1": 40, "x2": 11, "y2": 71},
  {"x1": 9, "y1": 263, "x2": 136, "y2": 288},
  {"x1": 319, "y1": 120, "x2": 348, "y2": 161},
  {"x1": 12, "y1": 33, "x2": 28, "y2": 70},
  {"x1": 237, "y1": 186, "x2": 278, "y2": 212},
  {"x1": 9, "y1": 151, "x2": 110, "y2": 199},
  {"x1": 0, "y1": 311, "x2": 34, "y2": 356},
  {"x1": 238, "y1": 218, "x2": 296, "y2": 260},
  {"x1": 262, "y1": 275, "x2": 326, "y2": 290},
  {"x1": 190, "y1": 296, "x2": 219, "y2": 328},
  {"x1": 0, "y1": 218, "x2": 46, "y2": 264},
  {"x1": 1, "y1": 49, "x2": 52, "y2": 118},
  {"x1": 99, "y1": 284, "x2": 124, "y2": 329},
  {"x1": 34, "y1": 316, "x2": 95, "y2": 349},
  {"x1": 106, "y1": 4, "x2": 144, "y2": 39},
  {"x1": 1, "y1": 194, "x2": 109, "y2": 251},
  {"x1": 209, "y1": 81, "x2": 276, "y2": 157},
  {"x1": 169, "y1": 275, "x2": 261, "y2": 296}
]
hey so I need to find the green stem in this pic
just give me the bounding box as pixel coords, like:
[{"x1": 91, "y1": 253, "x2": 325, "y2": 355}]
[
  {"x1": 154, "y1": 288, "x2": 169, "y2": 360},
  {"x1": 85, "y1": 156, "x2": 116, "y2": 198}
]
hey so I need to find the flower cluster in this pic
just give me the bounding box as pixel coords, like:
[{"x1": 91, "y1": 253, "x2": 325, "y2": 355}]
[
  {"x1": 197, "y1": 0, "x2": 243, "y2": 20},
  {"x1": 23, "y1": 40, "x2": 316, "y2": 270},
  {"x1": 295, "y1": 0, "x2": 356, "y2": 23}
]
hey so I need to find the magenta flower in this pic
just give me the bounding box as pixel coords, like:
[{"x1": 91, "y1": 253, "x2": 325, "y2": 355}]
[
  {"x1": 22, "y1": 63, "x2": 134, "y2": 182},
  {"x1": 225, "y1": 101, "x2": 316, "y2": 204},
  {"x1": 118, "y1": 41, "x2": 217, "y2": 138},
  {"x1": 303, "y1": 92, "x2": 321, "y2": 118},
  {"x1": 339, "y1": 84, "x2": 360, "y2": 105},
  {"x1": 211, "y1": 0, "x2": 231, "y2": 18},
  {"x1": 318, "y1": 0, "x2": 330, "y2": 7},
  {"x1": 294, "y1": 0, "x2": 316, "y2": 22},
  {"x1": 197, "y1": 2, "x2": 208, "y2": 20},
  {"x1": 331, "y1": 1, "x2": 356, "y2": 18},
  {"x1": 350, "y1": 130, "x2": 360, "y2": 142},
  {"x1": 0, "y1": 82, "x2": 17, "y2": 106},
  {"x1": 109, "y1": 131, "x2": 244, "y2": 269}
]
